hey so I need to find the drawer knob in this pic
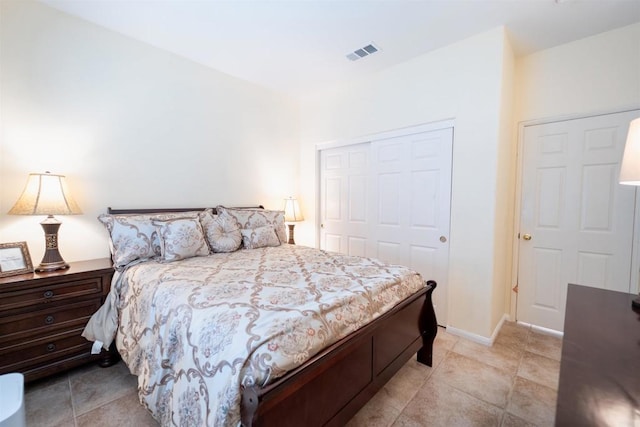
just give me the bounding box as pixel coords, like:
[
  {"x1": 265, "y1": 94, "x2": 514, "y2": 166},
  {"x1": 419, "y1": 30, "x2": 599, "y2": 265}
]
[
  {"x1": 46, "y1": 343, "x2": 56, "y2": 352},
  {"x1": 44, "y1": 315, "x2": 55, "y2": 325},
  {"x1": 43, "y1": 290, "x2": 54, "y2": 299}
]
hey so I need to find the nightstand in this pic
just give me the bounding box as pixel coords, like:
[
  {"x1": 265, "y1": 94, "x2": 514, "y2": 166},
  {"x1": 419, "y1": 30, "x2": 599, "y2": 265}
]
[{"x1": 0, "y1": 258, "x2": 114, "y2": 382}]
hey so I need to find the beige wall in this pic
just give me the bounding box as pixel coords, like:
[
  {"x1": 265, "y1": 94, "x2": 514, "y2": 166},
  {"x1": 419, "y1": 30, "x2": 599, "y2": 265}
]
[
  {"x1": 0, "y1": 1, "x2": 300, "y2": 263},
  {"x1": 299, "y1": 27, "x2": 513, "y2": 339},
  {"x1": 510, "y1": 22, "x2": 640, "y2": 316},
  {"x1": 492, "y1": 32, "x2": 516, "y2": 332},
  {"x1": 299, "y1": 23, "x2": 640, "y2": 339},
  {"x1": 516, "y1": 23, "x2": 640, "y2": 123},
  {"x1": 2, "y1": 1, "x2": 637, "y2": 340}
]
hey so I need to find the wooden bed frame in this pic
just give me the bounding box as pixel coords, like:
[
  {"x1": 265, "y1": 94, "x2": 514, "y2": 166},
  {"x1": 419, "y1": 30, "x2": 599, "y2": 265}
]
[{"x1": 106, "y1": 206, "x2": 438, "y2": 426}]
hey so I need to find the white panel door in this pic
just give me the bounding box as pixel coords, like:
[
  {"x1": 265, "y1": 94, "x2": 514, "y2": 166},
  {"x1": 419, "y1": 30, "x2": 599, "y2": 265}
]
[
  {"x1": 320, "y1": 127, "x2": 453, "y2": 324},
  {"x1": 319, "y1": 143, "x2": 371, "y2": 256},
  {"x1": 370, "y1": 129, "x2": 453, "y2": 324},
  {"x1": 518, "y1": 111, "x2": 639, "y2": 331}
]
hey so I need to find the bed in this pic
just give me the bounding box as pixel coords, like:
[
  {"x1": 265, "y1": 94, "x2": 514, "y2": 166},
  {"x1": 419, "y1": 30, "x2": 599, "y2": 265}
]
[{"x1": 84, "y1": 206, "x2": 438, "y2": 427}]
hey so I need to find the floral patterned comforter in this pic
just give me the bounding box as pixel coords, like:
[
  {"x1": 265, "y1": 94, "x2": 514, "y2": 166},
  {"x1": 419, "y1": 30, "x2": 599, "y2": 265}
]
[{"x1": 113, "y1": 244, "x2": 425, "y2": 426}]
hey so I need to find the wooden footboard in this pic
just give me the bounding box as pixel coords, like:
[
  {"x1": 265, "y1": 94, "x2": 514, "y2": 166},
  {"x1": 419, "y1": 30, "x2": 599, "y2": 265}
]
[{"x1": 241, "y1": 280, "x2": 438, "y2": 427}]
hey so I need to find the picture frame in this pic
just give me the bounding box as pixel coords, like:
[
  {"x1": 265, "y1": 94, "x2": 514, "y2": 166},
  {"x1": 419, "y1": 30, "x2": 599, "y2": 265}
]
[{"x1": 0, "y1": 241, "x2": 33, "y2": 278}]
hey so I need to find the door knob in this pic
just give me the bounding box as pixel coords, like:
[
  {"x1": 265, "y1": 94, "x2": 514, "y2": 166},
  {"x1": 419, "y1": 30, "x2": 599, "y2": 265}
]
[{"x1": 522, "y1": 234, "x2": 532, "y2": 241}]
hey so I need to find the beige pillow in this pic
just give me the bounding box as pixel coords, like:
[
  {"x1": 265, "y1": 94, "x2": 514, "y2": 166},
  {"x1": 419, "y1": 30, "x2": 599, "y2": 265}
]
[
  {"x1": 217, "y1": 206, "x2": 287, "y2": 244},
  {"x1": 98, "y1": 212, "x2": 200, "y2": 268},
  {"x1": 199, "y1": 209, "x2": 242, "y2": 253},
  {"x1": 153, "y1": 217, "x2": 210, "y2": 262},
  {"x1": 98, "y1": 214, "x2": 157, "y2": 268},
  {"x1": 240, "y1": 225, "x2": 280, "y2": 249}
]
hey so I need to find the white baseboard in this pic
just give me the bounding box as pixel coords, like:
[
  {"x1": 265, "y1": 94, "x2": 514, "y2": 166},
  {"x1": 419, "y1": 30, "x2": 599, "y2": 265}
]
[
  {"x1": 446, "y1": 314, "x2": 509, "y2": 346},
  {"x1": 517, "y1": 321, "x2": 564, "y2": 338},
  {"x1": 447, "y1": 314, "x2": 509, "y2": 347},
  {"x1": 446, "y1": 316, "x2": 564, "y2": 346},
  {"x1": 491, "y1": 313, "x2": 509, "y2": 342},
  {"x1": 446, "y1": 326, "x2": 492, "y2": 346}
]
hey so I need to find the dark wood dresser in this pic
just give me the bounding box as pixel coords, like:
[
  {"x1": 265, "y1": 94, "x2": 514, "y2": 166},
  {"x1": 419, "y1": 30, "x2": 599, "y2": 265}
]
[
  {"x1": 0, "y1": 258, "x2": 114, "y2": 382},
  {"x1": 555, "y1": 284, "x2": 640, "y2": 426}
]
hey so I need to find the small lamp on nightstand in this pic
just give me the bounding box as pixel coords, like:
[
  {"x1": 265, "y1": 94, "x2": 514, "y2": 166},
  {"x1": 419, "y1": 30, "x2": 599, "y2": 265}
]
[
  {"x1": 283, "y1": 196, "x2": 303, "y2": 245},
  {"x1": 619, "y1": 117, "x2": 640, "y2": 310},
  {"x1": 8, "y1": 172, "x2": 82, "y2": 272}
]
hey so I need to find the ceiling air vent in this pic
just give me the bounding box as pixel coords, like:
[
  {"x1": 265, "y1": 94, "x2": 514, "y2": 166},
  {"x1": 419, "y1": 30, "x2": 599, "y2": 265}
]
[{"x1": 346, "y1": 43, "x2": 380, "y2": 62}]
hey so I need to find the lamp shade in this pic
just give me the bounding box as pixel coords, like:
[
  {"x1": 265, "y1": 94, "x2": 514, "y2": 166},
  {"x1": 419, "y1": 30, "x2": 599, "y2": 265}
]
[
  {"x1": 283, "y1": 197, "x2": 303, "y2": 222},
  {"x1": 619, "y1": 118, "x2": 640, "y2": 186},
  {"x1": 8, "y1": 172, "x2": 82, "y2": 215}
]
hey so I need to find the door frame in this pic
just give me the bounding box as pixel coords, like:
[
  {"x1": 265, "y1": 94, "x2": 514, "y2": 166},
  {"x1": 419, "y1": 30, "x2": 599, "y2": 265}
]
[
  {"x1": 315, "y1": 119, "x2": 455, "y2": 324},
  {"x1": 510, "y1": 107, "x2": 640, "y2": 324},
  {"x1": 315, "y1": 119, "x2": 455, "y2": 248}
]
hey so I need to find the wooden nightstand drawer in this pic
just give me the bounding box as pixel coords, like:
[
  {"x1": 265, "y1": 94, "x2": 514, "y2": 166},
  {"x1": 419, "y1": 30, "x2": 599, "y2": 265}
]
[
  {"x1": 0, "y1": 298, "x2": 102, "y2": 344},
  {"x1": 0, "y1": 278, "x2": 102, "y2": 312},
  {"x1": 0, "y1": 327, "x2": 91, "y2": 373},
  {"x1": 0, "y1": 258, "x2": 114, "y2": 382}
]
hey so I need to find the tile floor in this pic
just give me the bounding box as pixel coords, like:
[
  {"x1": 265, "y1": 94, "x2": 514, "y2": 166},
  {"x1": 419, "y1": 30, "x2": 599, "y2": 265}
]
[{"x1": 24, "y1": 321, "x2": 562, "y2": 426}]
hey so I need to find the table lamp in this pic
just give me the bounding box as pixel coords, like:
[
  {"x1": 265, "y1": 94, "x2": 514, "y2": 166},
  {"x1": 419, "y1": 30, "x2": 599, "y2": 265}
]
[
  {"x1": 619, "y1": 117, "x2": 640, "y2": 310},
  {"x1": 283, "y1": 196, "x2": 303, "y2": 245},
  {"x1": 8, "y1": 172, "x2": 82, "y2": 272}
]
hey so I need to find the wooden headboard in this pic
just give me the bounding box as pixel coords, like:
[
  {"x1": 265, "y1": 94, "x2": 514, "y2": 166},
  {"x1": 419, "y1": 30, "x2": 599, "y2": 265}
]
[{"x1": 107, "y1": 206, "x2": 264, "y2": 215}]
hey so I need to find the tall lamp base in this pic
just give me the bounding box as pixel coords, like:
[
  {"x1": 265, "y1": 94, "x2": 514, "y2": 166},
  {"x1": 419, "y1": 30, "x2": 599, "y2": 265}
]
[
  {"x1": 36, "y1": 215, "x2": 70, "y2": 272},
  {"x1": 287, "y1": 224, "x2": 296, "y2": 245}
]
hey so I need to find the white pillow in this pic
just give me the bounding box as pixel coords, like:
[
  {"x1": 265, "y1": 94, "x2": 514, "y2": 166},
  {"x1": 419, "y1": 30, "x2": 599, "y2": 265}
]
[
  {"x1": 153, "y1": 217, "x2": 210, "y2": 262},
  {"x1": 240, "y1": 225, "x2": 281, "y2": 249}
]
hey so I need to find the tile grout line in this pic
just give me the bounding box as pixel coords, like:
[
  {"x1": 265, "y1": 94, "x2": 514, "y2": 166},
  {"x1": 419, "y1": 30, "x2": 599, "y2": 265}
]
[
  {"x1": 71, "y1": 362, "x2": 137, "y2": 420},
  {"x1": 430, "y1": 342, "x2": 510, "y2": 422},
  {"x1": 502, "y1": 351, "x2": 525, "y2": 424},
  {"x1": 68, "y1": 373, "x2": 79, "y2": 427},
  {"x1": 393, "y1": 346, "x2": 451, "y2": 426},
  {"x1": 502, "y1": 325, "x2": 532, "y2": 426},
  {"x1": 447, "y1": 336, "x2": 518, "y2": 410},
  {"x1": 391, "y1": 334, "x2": 455, "y2": 426}
]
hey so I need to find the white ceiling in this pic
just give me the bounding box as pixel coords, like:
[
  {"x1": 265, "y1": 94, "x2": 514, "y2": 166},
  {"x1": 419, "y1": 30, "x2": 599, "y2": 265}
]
[{"x1": 41, "y1": 0, "x2": 640, "y2": 98}]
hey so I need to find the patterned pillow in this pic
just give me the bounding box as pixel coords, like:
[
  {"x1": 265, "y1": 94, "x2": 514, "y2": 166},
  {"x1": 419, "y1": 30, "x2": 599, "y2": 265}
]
[
  {"x1": 153, "y1": 217, "x2": 210, "y2": 262},
  {"x1": 240, "y1": 225, "x2": 281, "y2": 249},
  {"x1": 98, "y1": 212, "x2": 200, "y2": 268},
  {"x1": 199, "y1": 209, "x2": 242, "y2": 253},
  {"x1": 216, "y1": 206, "x2": 287, "y2": 244}
]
